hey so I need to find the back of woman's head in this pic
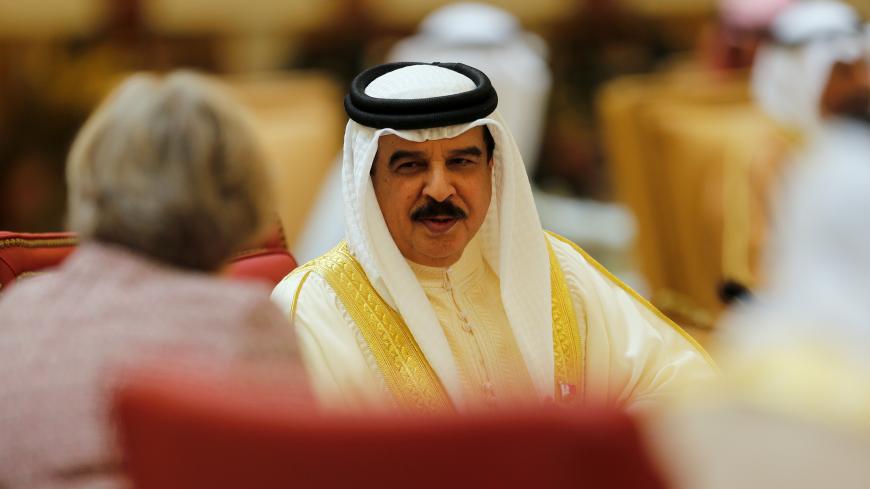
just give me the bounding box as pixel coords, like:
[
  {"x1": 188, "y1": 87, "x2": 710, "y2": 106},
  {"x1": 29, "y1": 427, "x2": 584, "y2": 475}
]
[{"x1": 67, "y1": 71, "x2": 273, "y2": 271}]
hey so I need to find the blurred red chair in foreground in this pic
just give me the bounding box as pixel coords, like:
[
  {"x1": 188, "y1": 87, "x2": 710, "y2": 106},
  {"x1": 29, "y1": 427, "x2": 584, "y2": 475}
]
[
  {"x1": 0, "y1": 223, "x2": 297, "y2": 291},
  {"x1": 113, "y1": 367, "x2": 668, "y2": 489},
  {"x1": 0, "y1": 231, "x2": 78, "y2": 291}
]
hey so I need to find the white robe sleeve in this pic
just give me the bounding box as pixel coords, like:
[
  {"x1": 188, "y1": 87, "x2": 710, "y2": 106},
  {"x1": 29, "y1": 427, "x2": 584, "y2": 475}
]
[
  {"x1": 271, "y1": 271, "x2": 393, "y2": 412},
  {"x1": 547, "y1": 234, "x2": 717, "y2": 410}
]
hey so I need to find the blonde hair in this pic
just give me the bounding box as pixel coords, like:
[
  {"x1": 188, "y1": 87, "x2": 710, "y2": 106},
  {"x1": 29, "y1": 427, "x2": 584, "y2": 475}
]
[{"x1": 67, "y1": 71, "x2": 273, "y2": 271}]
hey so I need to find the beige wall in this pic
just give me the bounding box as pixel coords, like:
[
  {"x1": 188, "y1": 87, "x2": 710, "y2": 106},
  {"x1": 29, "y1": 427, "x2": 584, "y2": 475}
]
[{"x1": 222, "y1": 73, "x2": 344, "y2": 247}]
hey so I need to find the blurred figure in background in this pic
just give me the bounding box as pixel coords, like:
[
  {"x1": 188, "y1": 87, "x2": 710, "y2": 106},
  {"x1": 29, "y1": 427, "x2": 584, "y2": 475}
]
[
  {"x1": 702, "y1": 0, "x2": 793, "y2": 72},
  {"x1": 598, "y1": 0, "x2": 796, "y2": 337},
  {"x1": 716, "y1": 113, "x2": 870, "y2": 426},
  {"x1": 388, "y1": 2, "x2": 551, "y2": 172},
  {"x1": 711, "y1": 0, "x2": 870, "y2": 304},
  {"x1": 645, "y1": 111, "x2": 870, "y2": 489},
  {"x1": 0, "y1": 72, "x2": 303, "y2": 489},
  {"x1": 599, "y1": 0, "x2": 869, "y2": 339},
  {"x1": 752, "y1": 0, "x2": 869, "y2": 139}
]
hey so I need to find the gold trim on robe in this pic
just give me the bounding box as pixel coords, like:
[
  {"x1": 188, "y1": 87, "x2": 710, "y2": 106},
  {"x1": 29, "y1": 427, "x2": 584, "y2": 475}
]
[
  {"x1": 291, "y1": 237, "x2": 585, "y2": 411},
  {"x1": 545, "y1": 231, "x2": 718, "y2": 369},
  {"x1": 293, "y1": 243, "x2": 450, "y2": 412},
  {"x1": 546, "y1": 237, "x2": 585, "y2": 403}
]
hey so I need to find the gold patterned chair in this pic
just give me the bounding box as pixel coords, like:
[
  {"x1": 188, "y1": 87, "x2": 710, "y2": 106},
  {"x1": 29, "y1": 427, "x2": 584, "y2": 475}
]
[
  {"x1": 0, "y1": 226, "x2": 298, "y2": 291},
  {"x1": 0, "y1": 231, "x2": 78, "y2": 291}
]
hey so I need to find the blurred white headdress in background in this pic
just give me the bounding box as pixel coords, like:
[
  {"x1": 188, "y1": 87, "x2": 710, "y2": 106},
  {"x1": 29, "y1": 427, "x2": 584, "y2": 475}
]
[
  {"x1": 388, "y1": 2, "x2": 552, "y2": 174},
  {"x1": 751, "y1": 0, "x2": 865, "y2": 134}
]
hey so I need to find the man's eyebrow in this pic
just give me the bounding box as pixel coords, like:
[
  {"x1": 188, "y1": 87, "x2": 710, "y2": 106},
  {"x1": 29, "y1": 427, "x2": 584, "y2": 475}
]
[
  {"x1": 447, "y1": 146, "x2": 483, "y2": 158},
  {"x1": 389, "y1": 150, "x2": 427, "y2": 167}
]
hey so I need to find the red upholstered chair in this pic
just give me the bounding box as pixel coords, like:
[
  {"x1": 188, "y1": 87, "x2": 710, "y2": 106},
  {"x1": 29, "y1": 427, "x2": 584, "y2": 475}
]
[
  {"x1": 0, "y1": 222, "x2": 297, "y2": 291},
  {"x1": 0, "y1": 231, "x2": 78, "y2": 291},
  {"x1": 223, "y1": 224, "x2": 297, "y2": 286},
  {"x1": 224, "y1": 248, "x2": 297, "y2": 287},
  {"x1": 113, "y1": 367, "x2": 669, "y2": 489}
]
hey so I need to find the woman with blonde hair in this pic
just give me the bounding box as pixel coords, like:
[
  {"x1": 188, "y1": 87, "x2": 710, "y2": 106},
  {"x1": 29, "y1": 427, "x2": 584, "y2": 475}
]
[{"x1": 0, "y1": 72, "x2": 303, "y2": 488}]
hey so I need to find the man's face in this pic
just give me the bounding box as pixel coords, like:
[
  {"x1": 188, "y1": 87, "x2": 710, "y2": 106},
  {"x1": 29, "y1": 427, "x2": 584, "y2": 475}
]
[
  {"x1": 371, "y1": 126, "x2": 493, "y2": 267},
  {"x1": 820, "y1": 58, "x2": 870, "y2": 119}
]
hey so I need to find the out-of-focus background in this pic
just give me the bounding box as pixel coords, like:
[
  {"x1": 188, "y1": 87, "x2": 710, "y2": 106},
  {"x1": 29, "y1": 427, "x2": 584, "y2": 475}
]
[{"x1": 2, "y1": 0, "x2": 869, "y2": 341}]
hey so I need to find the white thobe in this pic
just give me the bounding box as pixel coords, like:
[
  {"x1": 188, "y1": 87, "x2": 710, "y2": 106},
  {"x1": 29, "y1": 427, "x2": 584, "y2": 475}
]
[{"x1": 272, "y1": 233, "x2": 716, "y2": 412}]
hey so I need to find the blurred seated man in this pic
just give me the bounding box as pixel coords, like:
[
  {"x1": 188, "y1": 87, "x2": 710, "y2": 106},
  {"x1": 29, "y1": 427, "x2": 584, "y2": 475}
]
[
  {"x1": 599, "y1": 0, "x2": 867, "y2": 333},
  {"x1": 272, "y1": 62, "x2": 715, "y2": 414},
  {"x1": 715, "y1": 111, "x2": 870, "y2": 425},
  {"x1": 0, "y1": 72, "x2": 302, "y2": 489},
  {"x1": 644, "y1": 113, "x2": 870, "y2": 489}
]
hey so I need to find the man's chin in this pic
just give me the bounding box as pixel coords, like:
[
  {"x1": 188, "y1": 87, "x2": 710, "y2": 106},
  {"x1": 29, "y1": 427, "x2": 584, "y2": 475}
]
[
  {"x1": 409, "y1": 230, "x2": 468, "y2": 266},
  {"x1": 412, "y1": 249, "x2": 463, "y2": 267}
]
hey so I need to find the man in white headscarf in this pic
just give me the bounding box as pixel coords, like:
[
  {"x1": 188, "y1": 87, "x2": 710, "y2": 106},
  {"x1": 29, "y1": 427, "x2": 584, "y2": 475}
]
[
  {"x1": 752, "y1": 0, "x2": 869, "y2": 136},
  {"x1": 293, "y1": 3, "x2": 552, "y2": 263},
  {"x1": 273, "y1": 62, "x2": 715, "y2": 413}
]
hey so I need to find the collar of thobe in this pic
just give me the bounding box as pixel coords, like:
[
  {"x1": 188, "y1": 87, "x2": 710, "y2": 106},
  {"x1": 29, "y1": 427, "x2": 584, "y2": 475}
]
[{"x1": 407, "y1": 234, "x2": 485, "y2": 289}]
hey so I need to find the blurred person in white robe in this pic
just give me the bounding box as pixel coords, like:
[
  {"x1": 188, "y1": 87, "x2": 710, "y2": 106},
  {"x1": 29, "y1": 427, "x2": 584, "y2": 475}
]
[
  {"x1": 752, "y1": 0, "x2": 870, "y2": 138},
  {"x1": 710, "y1": 0, "x2": 870, "y2": 305},
  {"x1": 716, "y1": 114, "x2": 870, "y2": 424},
  {"x1": 646, "y1": 113, "x2": 870, "y2": 489}
]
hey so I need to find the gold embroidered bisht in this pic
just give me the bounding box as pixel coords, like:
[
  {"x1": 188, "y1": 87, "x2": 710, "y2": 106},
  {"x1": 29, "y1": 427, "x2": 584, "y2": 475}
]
[{"x1": 272, "y1": 232, "x2": 716, "y2": 413}]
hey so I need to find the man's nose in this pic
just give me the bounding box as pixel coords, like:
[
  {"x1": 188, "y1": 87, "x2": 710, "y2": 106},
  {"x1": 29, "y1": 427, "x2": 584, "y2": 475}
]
[{"x1": 422, "y1": 162, "x2": 456, "y2": 203}]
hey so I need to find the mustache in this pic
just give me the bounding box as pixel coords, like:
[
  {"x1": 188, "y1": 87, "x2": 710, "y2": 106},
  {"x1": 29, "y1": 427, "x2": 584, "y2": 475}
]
[{"x1": 410, "y1": 198, "x2": 468, "y2": 221}]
